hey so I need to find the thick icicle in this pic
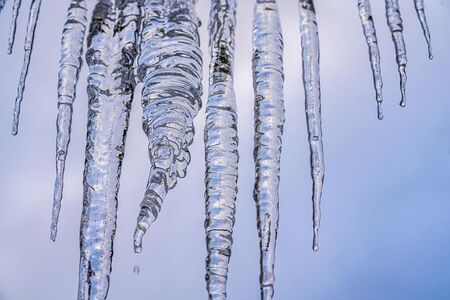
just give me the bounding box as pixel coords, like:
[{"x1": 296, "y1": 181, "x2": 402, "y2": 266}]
[
  {"x1": 11, "y1": 0, "x2": 42, "y2": 136},
  {"x1": 133, "y1": 0, "x2": 203, "y2": 253},
  {"x1": 78, "y1": 0, "x2": 141, "y2": 298},
  {"x1": 385, "y1": 0, "x2": 407, "y2": 107},
  {"x1": 252, "y1": 0, "x2": 285, "y2": 298},
  {"x1": 50, "y1": 0, "x2": 88, "y2": 242},
  {"x1": 7, "y1": 0, "x2": 21, "y2": 54},
  {"x1": 299, "y1": 0, "x2": 324, "y2": 251},
  {"x1": 357, "y1": 0, "x2": 384, "y2": 120},
  {"x1": 414, "y1": 0, "x2": 432, "y2": 59},
  {"x1": 204, "y1": 0, "x2": 238, "y2": 298}
]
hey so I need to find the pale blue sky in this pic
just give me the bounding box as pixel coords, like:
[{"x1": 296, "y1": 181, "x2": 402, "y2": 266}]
[{"x1": 0, "y1": 1, "x2": 449, "y2": 299}]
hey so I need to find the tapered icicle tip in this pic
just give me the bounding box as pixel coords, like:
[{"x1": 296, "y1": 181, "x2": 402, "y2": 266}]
[
  {"x1": 133, "y1": 229, "x2": 143, "y2": 254},
  {"x1": 313, "y1": 227, "x2": 319, "y2": 252},
  {"x1": 427, "y1": 48, "x2": 433, "y2": 60},
  {"x1": 133, "y1": 207, "x2": 155, "y2": 253},
  {"x1": 11, "y1": 118, "x2": 19, "y2": 136},
  {"x1": 377, "y1": 102, "x2": 383, "y2": 120},
  {"x1": 399, "y1": 65, "x2": 407, "y2": 107}
]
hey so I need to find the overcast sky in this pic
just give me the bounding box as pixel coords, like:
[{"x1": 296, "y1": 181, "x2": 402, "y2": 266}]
[{"x1": 1, "y1": 1, "x2": 450, "y2": 299}]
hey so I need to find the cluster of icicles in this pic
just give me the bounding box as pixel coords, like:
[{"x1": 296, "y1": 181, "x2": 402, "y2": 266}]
[{"x1": 1, "y1": 0, "x2": 433, "y2": 298}]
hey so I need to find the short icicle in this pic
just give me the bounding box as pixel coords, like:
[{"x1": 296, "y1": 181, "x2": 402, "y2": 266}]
[
  {"x1": 50, "y1": 0, "x2": 88, "y2": 242},
  {"x1": 7, "y1": 0, "x2": 22, "y2": 54},
  {"x1": 385, "y1": 0, "x2": 407, "y2": 107},
  {"x1": 357, "y1": 0, "x2": 384, "y2": 120},
  {"x1": 299, "y1": 0, "x2": 325, "y2": 251},
  {"x1": 204, "y1": 0, "x2": 238, "y2": 298},
  {"x1": 78, "y1": 0, "x2": 141, "y2": 298},
  {"x1": 252, "y1": 0, "x2": 285, "y2": 299},
  {"x1": 413, "y1": 0, "x2": 432, "y2": 59},
  {"x1": 11, "y1": 0, "x2": 42, "y2": 136},
  {"x1": 133, "y1": 0, "x2": 203, "y2": 253}
]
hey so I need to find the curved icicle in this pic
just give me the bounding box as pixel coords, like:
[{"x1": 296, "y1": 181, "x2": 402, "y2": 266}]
[
  {"x1": 299, "y1": 0, "x2": 325, "y2": 252},
  {"x1": 357, "y1": 0, "x2": 384, "y2": 120},
  {"x1": 78, "y1": 0, "x2": 141, "y2": 298},
  {"x1": 385, "y1": 0, "x2": 407, "y2": 107},
  {"x1": 50, "y1": 0, "x2": 88, "y2": 242},
  {"x1": 204, "y1": 1, "x2": 238, "y2": 298},
  {"x1": 7, "y1": 0, "x2": 21, "y2": 54},
  {"x1": 414, "y1": 0, "x2": 433, "y2": 59},
  {"x1": 11, "y1": 0, "x2": 42, "y2": 136},
  {"x1": 133, "y1": 0, "x2": 203, "y2": 253},
  {"x1": 252, "y1": 0, "x2": 285, "y2": 298}
]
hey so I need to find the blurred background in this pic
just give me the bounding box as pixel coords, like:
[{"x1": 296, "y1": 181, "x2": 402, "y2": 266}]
[{"x1": 0, "y1": 1, "x2": 449, "y2": 299}]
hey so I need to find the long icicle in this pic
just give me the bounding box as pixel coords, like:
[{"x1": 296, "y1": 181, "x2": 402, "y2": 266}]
[
  {"x1": 252, "y1": 0, "x2": 284, "y2": 299},
  {"x1": 299, "y1": 0, "x2": 325, "y2": 251},
  {"x1": 413, "y1": 0, "x2": 432, "y2": 59},
  {"x1": 7, "y1": 0, "x2": 21, "y2": 54},
  {"x1": 78, "y1": 0, "x2": 141, "y2": 298},
  {"x1": 133, "y1": 0, "x2": 203, "y2": 253},
  {"x1": 50, "y1": 0, "x2": 88, "y2": 242},
  {"x1": 204, "y1": 0, "x2": 238, "y2": 298},
  {"x1": 385, "y1": 0, "x2": 407, "y2": 107},
  {"x1": 11, "y1": 0, "x2": 42, "y2": 136},
  {"x1": 357, "y1": 0, "x2": 384, "y2": 120}
]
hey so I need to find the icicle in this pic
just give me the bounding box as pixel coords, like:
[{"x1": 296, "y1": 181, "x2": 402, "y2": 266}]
[
  {"x1": 11, "y1": 0, "x2": 42, "y2": 136},
  {"x1": 385, "y1": 0, "x2": 407, "y2": 107},
  {"x1": 133, "y1": 0, "x2": 203, "y2": 253},
  {"x1": 252, "y1": 0, "x2": 284, "y2": 299},
  {"x1": 50, "y1": 0, "x2": 88, "y2": 242},
  {"x1": 78, "y1": 0, "x2": 141, "y2": 298},
  {"x1": 204, "y1": 0, "x2": 238, "y2": 298},
  {"x1": 0, "y1": 0, "x2": 5, "y2": 15},
  {"x1": 357, "y1": 0, "x2": 384, "y2": 120},
  {"x1": 7, "y1": 0, "x2": 21, "y2": 54},
  {"x1": 414, "y1": 0, "x2": 433, "y2": 59},
  {"x1": 299, "y1": 0, "x2": 325, "y2": 251}
]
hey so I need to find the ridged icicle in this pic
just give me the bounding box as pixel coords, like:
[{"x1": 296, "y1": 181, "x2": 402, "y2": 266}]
[
  {"x1": 385, "y1": 0, "x2": 407, "y2": 107},
  {"x1": 204, "y1": 0, "x2": 238, "y2": 298},
  {"x1": 78, "y1": 0, "x2": 141, "y2": 298},
  {"x1": 357, "y1": 0, "x2": 384, "y2": 120},
  {"x1": 413, "y1": 0, "x2": 433, "y2": 59},
  {"x1": 299, "y1": 0, "x2": 325, "y2": 252},
  {"x1": 11, "y1": 0, "x2": 42, "y2": 135},
  {"x1": 7, "y1": 0, "x2": 22, "y2": 54},
  {"x1": 50, "y1": 0, "x2": 88, "y2": 242},
  {"x1": 252, "y1": 0, "x2": 285, "y2": 299},
  {"x1": 133, "y1": 0, "x2": 203, "y2": 253}
]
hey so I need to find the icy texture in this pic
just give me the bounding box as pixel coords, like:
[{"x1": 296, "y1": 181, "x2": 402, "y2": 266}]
[
  {"x1": 385, "y1": 0, "x2": 407, "y2": 107},
  {"x1": 414, "y1": 0, "x2": 432, "y2": 59},
  {"x1": 133, "y1": 0, "x2": 203, "y2": 253},
  {"x1": 357, "y1": 0, "x2": 384, "y2": 120},
  {"x1": 7, "y1": 0, "x2": 21, "y2": 54},
  {"x1": 299, "y1": 0, "x2": 324, "y2": 251},
  {"x1": 252, "y1": 0, "x2": 284, "y2": 298},
  {"x1": 0, "y1": 0, "x2": 5, "y2": 14},
  {"x1": 78, "y1": 0, "x2": 141, "y2": 298},
  {"x1": 51, "y1": 0, "x2": 88, "y2": 242},
  {"x1": 11, "y1": 0, "x2": 42, "y2": 135},
  {"x1": 204, "y1": 1, "x2": 238, "y2": 298}
]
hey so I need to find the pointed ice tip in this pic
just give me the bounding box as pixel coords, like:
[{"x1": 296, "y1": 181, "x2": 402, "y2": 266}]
[
  {"x1": 313, "y1": 243, "x2": 319, "y2": 252},
  {"x1": 11, "y1": 126, "x2": 18, "y2": 136},
  {"x1": 400, "y1": 99, "x2": 406, "y2": 108},
  {"x1": 133, "y1": 228, "x2": 144, "y2": 253},
  {"x1": 428, "y1": 52, "x2": 433, "y2": 60},
  {"x1": 50, "y1": 224, "x2": 57, "y2": 242}
]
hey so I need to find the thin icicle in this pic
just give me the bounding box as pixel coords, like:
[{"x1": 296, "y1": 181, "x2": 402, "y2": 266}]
[
  {"x1": 7, "y1": 0, "x2": 21, "y2": 54},
  {"x1": 78, "y1": 0, "x2": 141, "y2": 298},
  {"x1": 414, "y1": 0, "x2": 432, "y2": 59},
  {"x1": 357, "y1": 0, "x2": 384, "y2": 120},
  {"x1": 133, "y1": 0, "x2": 203, "y2": 253},
  {"x1": 299, "y1": 0, "x2": 324, "y2": 251},
  {"x1": 385, "y1": 0, "x2": 407, "y2": 107},
  {"x1": 252, "y1": 0, "x2": 284, "y2": 299},
  {"x1": 11, "y1": 0, "x2": 42, "y2": 136},
  {"x1": 204, "y1": 0, "x2": 238, "y2": 298},
  {"x1": 0, "y1": 0, "x2": 5, "y2": 15},
  {"x1": 50, "y1": 0, "x2": 88, "y2": 242}
]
